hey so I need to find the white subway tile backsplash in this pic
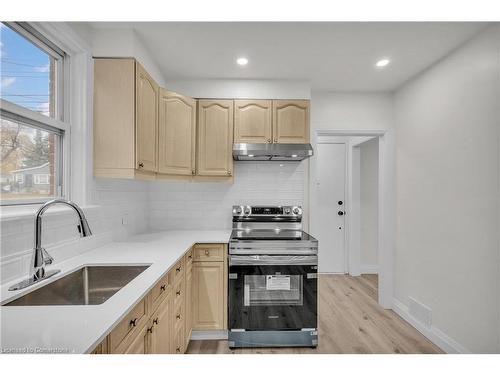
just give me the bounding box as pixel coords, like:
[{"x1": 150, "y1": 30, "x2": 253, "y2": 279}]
[{"x1": 149, "y1": 161, "x2": 306, "y2": 231}]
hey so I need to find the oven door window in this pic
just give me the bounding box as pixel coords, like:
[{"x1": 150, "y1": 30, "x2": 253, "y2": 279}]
[
  {"x1": 244, "y1": 275, "x2": 303, "y2": 306},
  {"x1": 229, "y1": 263, "x2": 317, "y2": 331}
]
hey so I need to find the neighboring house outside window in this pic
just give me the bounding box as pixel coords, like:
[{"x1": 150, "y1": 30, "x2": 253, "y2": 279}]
[{"x1": 34, "y1": 174, "x2": 50, "y2": 185}]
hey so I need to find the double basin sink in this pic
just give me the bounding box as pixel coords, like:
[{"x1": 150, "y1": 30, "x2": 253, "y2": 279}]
[{"x1": 3, "y1": 265, "x2": 150, "y2": 306}]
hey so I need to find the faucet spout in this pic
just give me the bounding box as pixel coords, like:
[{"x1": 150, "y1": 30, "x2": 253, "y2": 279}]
[{"x1": 31, "y1": 199, "x2": 92, "y2": 280}]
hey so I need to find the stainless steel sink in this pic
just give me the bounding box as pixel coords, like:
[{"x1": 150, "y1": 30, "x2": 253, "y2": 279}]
[{"x1": 3, "y1": 265, "x2": 150, "y2": 306}]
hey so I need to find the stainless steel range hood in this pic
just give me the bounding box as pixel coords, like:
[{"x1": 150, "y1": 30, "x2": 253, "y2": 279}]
[{"x1": 233, "y1": 143, "x2": 313, "y2": 161}]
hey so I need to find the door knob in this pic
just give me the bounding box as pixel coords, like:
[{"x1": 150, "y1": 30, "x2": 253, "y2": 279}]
[{"x1": 338, "y1": 211, "x2": 345, "y2": 216}]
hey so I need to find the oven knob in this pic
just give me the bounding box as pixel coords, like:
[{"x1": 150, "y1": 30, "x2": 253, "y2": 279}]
[
  {"x1": 234, "y1": 206, "x2": 242, "y2": 215},
  {"x1": 293, "y1": 207, "x2": 301, "y2": 215},
  {"x1": 284, "y1": 208, "x2": 291, "y2": 214},
  {"x1": 244, "y1": 207, "x2": 251, "y2": 215}
]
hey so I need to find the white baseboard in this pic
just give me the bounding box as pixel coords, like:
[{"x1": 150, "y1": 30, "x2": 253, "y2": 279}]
[
  {"x1": 392, "y1": 298, "x2": 470, "y2": 354},
  {"x1": 190, "y1": 330, "x2": 228, "y2": 340},
  {"x1": 360, "y1": 265, "x2": 379, "y2": 274}
]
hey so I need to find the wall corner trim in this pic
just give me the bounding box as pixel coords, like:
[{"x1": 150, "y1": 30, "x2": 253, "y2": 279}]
[{"x1": 392, "y1": 298, "x2": 471, "y2": 354}]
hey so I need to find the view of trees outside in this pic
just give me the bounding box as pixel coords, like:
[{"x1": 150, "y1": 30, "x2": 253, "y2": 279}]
[{"x1": 1, "y1": 22, "x2": 57, "y2": 202}]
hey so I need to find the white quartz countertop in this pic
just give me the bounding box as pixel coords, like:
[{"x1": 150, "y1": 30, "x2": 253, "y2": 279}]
[{"x1": 0, "y1": 230, "x2": 231, "y2": 354}]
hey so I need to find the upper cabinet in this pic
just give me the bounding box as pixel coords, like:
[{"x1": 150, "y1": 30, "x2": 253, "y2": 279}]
[
  {"x1": 94, "y1": 58, "x2": 158, "y2": 179},
  {"x1": 272, "y1": 100, "x2": 310, "y2": 144},
  {"x1": 234, "y1": 100, "x2": 272, "y2": 143},
  {"x1": 136, "y1": 63, "x2": 159, "y2": 173},
  {"x1": 158, "y1": 89, "x2": 196, "y2": 176},
  {"x1": 197, "y1": 100, "x2": 234, "y2": 177}
]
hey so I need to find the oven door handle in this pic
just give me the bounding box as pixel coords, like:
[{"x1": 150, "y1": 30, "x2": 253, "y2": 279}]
[{"x1": 229, "y1": 255, "x2": 318, "y2": 266}]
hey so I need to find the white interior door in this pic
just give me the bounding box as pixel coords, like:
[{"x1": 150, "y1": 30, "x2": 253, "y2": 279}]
[{"x1": 312, "y1": 143, "x2": 346, "y2": 273}]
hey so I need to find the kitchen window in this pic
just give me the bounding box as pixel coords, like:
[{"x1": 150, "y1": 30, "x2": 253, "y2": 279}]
[{"x1": 1, "y1": 22, "x2": 67, "y2": 206}]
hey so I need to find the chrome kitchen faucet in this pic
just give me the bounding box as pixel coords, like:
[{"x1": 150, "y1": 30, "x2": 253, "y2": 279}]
[{"x1": 8, "y1": 199, "x2": 92, "y2": 291}]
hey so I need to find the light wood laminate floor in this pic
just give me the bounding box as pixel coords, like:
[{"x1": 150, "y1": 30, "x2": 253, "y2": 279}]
[{"x1": 186, "y1": 274, "x2": 443, "y2": 354}]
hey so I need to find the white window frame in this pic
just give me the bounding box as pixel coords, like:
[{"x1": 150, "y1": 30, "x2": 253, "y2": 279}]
[
  {"x1": 15, "y1": 174, "x2": 24, "y2": 184},
  {"x1": 34, "y1": 174, "x2": 50, "y2": 185},
  {"x1": 1, "y1": 22, "x2": 68, "y2": 206}
]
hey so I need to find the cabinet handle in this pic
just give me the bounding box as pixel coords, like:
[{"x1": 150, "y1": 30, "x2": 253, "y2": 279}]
[
  {"x1": 130, "y1": 318, "x2": 138, "y2": 327},
  {"x1": 147, "y1": 325, "x2": 154, "y2": 333},
  {"x1": 176, "y1": 267, "x2": 181, "y2": 273},
  {"x1": 138, "y1": 163, "x2": 144, "y2": 168},
  {"x1": 227, "y1": 171, "x2": 232, "y2": 176},
  {"x1": 176, "y1": 314, "x2": 181, "y2": 320},
  {"x1": 176, "y1": 347, "x2": 181, "y2": 353},
  {"x1": 176, "y1": 290, "x2": 181, "y2": 296},
  {"x1": 274, "y1": 138, "x2": 278, "y2": 143},
  {"x1": 188, "y1": 255, "x2": 192, "y2": 259},
  {"x1": 160, "y1": 285, "x2": 166, "y2": 292},
  {"x1": 192, "y1": 170, "x2": 195, "y2": 175},
  {"x1": 205, "y1": 250, "x2": 210, "y2": 256},
  {"x1": 153, "y1": 318, "x2": 159, "y2": 325},
  {"x1": 267, "y1": 139, "x2": 271, "y2": 143}
]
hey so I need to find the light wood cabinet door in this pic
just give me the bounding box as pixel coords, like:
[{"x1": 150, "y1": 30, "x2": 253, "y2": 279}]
[
  {"x1": 135, "y1": 62, "x2": 159, "y2": 172},
  {"x1": 234, "y1": 100, "x2": 272, "y2": 143},
  {"x1": 123, "y1": 323, "x2": 150, "y2": 354},
  {"x1": 192, "y1": 261, "x2": 224, "y2": 330},
  {"x1": 197, "y1": 100, "x2": 234, "y2": 176},
  {"x1": 149, "y1": 293, "x2": 171, "y2": 354},
  {"x1": 158, "y1": 89, "x2": 196, "y2": 176},
  {"x1": 272, "y1": 100, "x2": 310, "y2": 144}
]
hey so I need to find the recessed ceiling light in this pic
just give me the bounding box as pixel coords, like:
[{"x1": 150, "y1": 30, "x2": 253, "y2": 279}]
[
  {"x1": 236, "y1": 57, "x2": 248, "y2": 66},
  {"x1": 375, "y1": 58, "x2": 390, "y2": 68}
]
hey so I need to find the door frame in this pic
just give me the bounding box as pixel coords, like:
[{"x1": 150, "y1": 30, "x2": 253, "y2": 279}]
[{"x1": 310, "y1": 129, "x2": 394, "y2": 309}]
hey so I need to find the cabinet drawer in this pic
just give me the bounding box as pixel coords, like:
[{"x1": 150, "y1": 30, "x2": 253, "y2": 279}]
[
  {"x1": 150, "y1": 272, "x2": 171, "y2": 312},
  {"x1": 193, "y1": 244, "x2": 224, "y2": 262},
  {"x1": 109, "y1": 297, "x2": 148, "y2": 353},
  {"x1": 170, "y1": 258, "x2": 185, "y2": 284},
  {"x1": 173, "y1": 278, "x2": 184, "y2": 308}
]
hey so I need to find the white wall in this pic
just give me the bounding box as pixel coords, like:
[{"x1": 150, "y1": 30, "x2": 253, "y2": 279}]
[
  {"x1": 91, "y1": 28, "x2": 166, "y2": 86},
  {"x1": 165, "y1": 79, "x2": 310, "y2": 99},
  {"x1": 149, "y1": 162, "x2": 305, "y2": 231},
  {"x1": 394, "y1": 25, "x2": 500, "y2": 353},
  {"x1": 311, "y1": 92, "x2": 394, "y2": 132},
  {"x1": 360, "y1": 138, "x2": 379, "y2": 271}
]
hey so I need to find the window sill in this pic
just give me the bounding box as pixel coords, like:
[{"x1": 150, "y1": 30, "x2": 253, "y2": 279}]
[{"x1": 0, "y1": 204, "x2": 101, "y2": 222}]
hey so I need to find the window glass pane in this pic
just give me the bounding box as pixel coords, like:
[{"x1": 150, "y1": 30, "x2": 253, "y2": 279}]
[
  {"x1": 1, "y1": 117, "x2": 59, "y2": 203},
  {"x1": 0, "y1": 22, "x2": 57, "y2": 117}
]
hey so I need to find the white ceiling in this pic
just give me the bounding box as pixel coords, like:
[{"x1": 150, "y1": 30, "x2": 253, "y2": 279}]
[{"x1": 89, "y1": 22, "x2": 488, "y2": 91}]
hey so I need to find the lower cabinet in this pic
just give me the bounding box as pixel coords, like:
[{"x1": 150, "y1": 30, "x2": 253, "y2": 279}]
[
  {"x1": 192, "y1": 244, "x2": 227, "y2": 331},
  {"x1": 97, "y1": 243, "x2": 226, "y2": 354},
  {"x1": 149, "y1": 295, "x2": 172, "y2": 354}
]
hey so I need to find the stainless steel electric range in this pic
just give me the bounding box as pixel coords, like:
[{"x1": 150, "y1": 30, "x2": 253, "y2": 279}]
[{"x1": 228, "y1": 205, "x2": 318, "y2": 348}]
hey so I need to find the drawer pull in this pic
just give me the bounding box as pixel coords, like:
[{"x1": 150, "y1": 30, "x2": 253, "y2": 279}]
[
  {"x1": 205, "y1": 250, "x2": 210, "y2": 256},
  {"x1": 160, "y1": 285, "x2": 166, "y2": 292},
  {"x1": 188, "y1": 255, "x2": 192, "y2": 259},
  {"x1": 153, "y1": 318, "x2": 159, "y2": 325},
  {"x1": 176, "y1": 314, "x2": 181, "y2": 320},
  {"x1": 138, "y1": 162, "x2": 144, "y2": 168},
  {"x1": 176, "y1": 290, "x2": 181, "y2": 296},
  {"x1": 130, "y1": 318, "x2": 138, "y2": 327},
  {"x1": 176, "y1": 347, "x2": 181, "y2": 353},
  {"x1": 147, "y1": 325, "x2": 154, "y2": 333},
  {"x1": 176, "y1": 267, "x2": 181, "y2": 272}
]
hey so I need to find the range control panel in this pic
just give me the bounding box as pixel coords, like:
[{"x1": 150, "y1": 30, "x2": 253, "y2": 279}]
[{"x1": 232, "y1": 205, "x2": 302, "y2": 218}]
